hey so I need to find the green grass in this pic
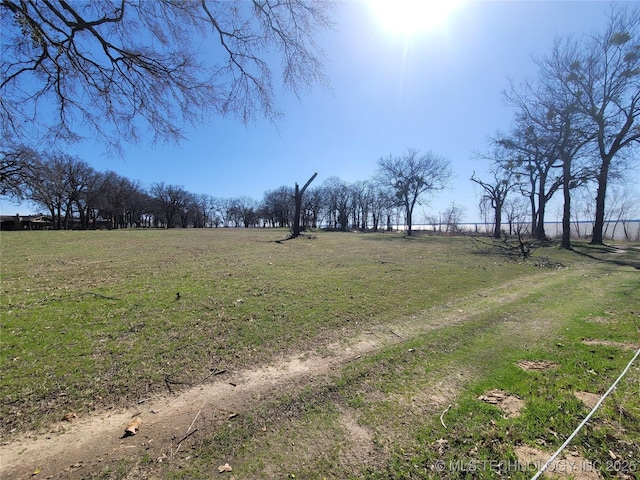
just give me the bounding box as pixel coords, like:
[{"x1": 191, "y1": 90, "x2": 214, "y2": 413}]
[
  {"x1": 1, "y1": 229, "x2": 639, "y2": 479},
  {"x1": 1, "y1": 229, "x2": 527, "y2": 432},
  {"x1": 166, "y1": 270, "x2": 639, "y2": 478}
]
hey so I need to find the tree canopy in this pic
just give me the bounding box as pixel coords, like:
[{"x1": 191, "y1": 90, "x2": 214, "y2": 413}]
[
  {"x1": 376, "y1": 149, "x2": 453, "y2": 236},
  {"x1": 1, "y1": 0, "x2": 332, "y2": 152},
  {"x1": 481, "y1": 4, "x2": 640, "y2": 246}
]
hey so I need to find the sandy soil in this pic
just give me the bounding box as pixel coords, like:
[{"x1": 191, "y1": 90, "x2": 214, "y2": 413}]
[
  {"x1": 0, "y1": 339, "x2": 378, "y2": 479},
  {"x1": 477, "y1": 389, "x2": 526, "y2": 418}
]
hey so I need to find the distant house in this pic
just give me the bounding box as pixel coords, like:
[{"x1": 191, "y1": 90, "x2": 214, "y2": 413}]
[{"x1": 0, "y1": 214, "x2": 53, "y2": 231}]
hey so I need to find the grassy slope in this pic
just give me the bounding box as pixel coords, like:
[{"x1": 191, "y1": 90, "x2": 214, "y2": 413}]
[
  {"x1": 1, "y1": 230, "x2": 638, "y2": 479},
  {"x1": 171, "y1": 244, "x2": 639, "y2": 480}
]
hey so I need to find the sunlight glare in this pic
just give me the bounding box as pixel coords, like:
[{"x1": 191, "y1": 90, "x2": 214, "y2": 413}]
[{"x1": 370, "y1": 0, "x2": 463, "y2": 35}]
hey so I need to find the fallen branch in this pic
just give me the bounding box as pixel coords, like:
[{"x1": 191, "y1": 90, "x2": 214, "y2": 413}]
[
  {"x1": 79, "y1": 292, "x2": 122, "y2": 301},
  {"x1": 176, "y1": 428, "x2": 198, "y2": 446},
  {"x1": 174, "y1": 401, "x2": 205, "y2": 456},
  {"x1": 164, "y1": 375, "x2": 192, "y2": 394},
  {"x1": 202, "y1": 368, "x2": 226, "y2": 382},
  {"x1": 472, "y1": 235, "x2": 542, "y2": 260},
  {"x1": 440, "y1": 404, "x2": 452, "y2": 428}
]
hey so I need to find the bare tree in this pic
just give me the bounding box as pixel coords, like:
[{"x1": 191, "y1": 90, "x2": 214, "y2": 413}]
[
  {"x1": 322, "y1": 176, "x2": 351, "y2": 231},
  {"x1": 551, "y1": 6, "x2": 640, "y2": 245},
  {"x1": 443, "y1": 202, "x2": 465, "y2": 233},
  {"x1": 261, "y1": 187, "x2": 294, "y2": 227},
  {"x1": 471, "y1": 167, "x2": 516, "y2": 239},
  {"x1": 302, "y1": 186, "x2": 324, "y2": 229},
  {"x1": 64, "y1": 158, "x2": 98, "y2": 229},
  {"x1": 503, "y1": 197, "x2": 530, "y2": 237},
  {"x1": 216, "y1": 197, "x2": 240, "y2": 228},
  {"x1": 603, "y1": 184, "x2": 639, "y2": 240},
  {"x1": 494, "y1": 119, "x2": 563, "y2": 241},
  {"x1": 1, "y1": 0, "x2": 332, "y2": 151},
  {"x1": 149, "y1": 182, "x2": 190, "y2": 228},
  {"x1": 192, "y1": 194, "x2": 211, "y2": 228},
  {"x1": 25, "y1": 152, "x2": 76, "y2": 229},
  {"x1": 95, "y1": 172, "x2": 147, "y2": 229},
  {"x1": 1, "y1": 145, "x2": 37, "y2": 199},
  {"x1": 505, "y1": 69, "x2": 594, "y2": 247},
  {"x1": 375, "y1": 149, "x2": 452, "y2": 236},
  {"x1": 369, "y1": 185, "x2": 396, "y2": 231},
  {"x1": 235, "y1": 196, "x2": 259, "y2": 228}
]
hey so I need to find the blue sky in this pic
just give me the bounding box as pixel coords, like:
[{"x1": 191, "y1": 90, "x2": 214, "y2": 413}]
[{"x1": 1, "y1": 1, "x2": 629, "y2": 222}]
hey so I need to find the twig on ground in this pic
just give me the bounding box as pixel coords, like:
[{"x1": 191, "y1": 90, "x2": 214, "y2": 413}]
[
  {"x1": 440, "y1": 404, "x2": 452, "y2": 428},
  {"x1": 391, "y1": 330, "x2": 405, "y2": 339},
  {"x1": 174, "y1": 401, "x2": 205, "y2": 456},
  {"x1": 164, "y1": 375, "x2": 192, "y2": 394},
  {"x1": 176, "y1": 428, "x2": 198, "y2": 446},
  {"x1": 80, "y1": 292, "x2": 122, "y2": 301},
  {"x1": 202, "y1": 368, "x2": 226, "y2": 382}
]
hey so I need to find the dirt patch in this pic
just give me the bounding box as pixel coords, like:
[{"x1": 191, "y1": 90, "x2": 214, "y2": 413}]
[
  {"x1": 336, "y1": 405, "x2": 379, "y2": 469},
  {"x1": 574, "y1": 391, "x2": 602, "y2": 410},
  {"x1": 517, "y1": 360, "x2": 559, "y2": 371},
  {"x1": 584, "y1": 316, "x2": 616, "y2": 324},
  {"x1": 515, "y1": 445, "x2": 601, "y2": 480},
  {"x1": 0, "y1": 350, "x2": 357, "y2": 480},
  {"x1": 582, "y1": 339, "x2": 640, "y2": 351},
  {"x1": 478, "y1": 389, "x2": 526, "y2": 418},
  {"x1": 409, "y1": 371, "x2": 471, "y2": 413}
]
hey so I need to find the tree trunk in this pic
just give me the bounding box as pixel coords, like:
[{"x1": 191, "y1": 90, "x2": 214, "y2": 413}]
[
  {"x1": 291, "y1": 173, "x2": 317, "y2": 238},
  {"x1": 534, "y1": 207, "x2": 546, "y2": 240},
  {"x1": 590, "y1": 157, "x2": 610, "y2": 245},
  {"x1": 76, "y1": 201, "x2": 87, "y2": 229},
  {"x1": 561, "y1": 159, "x2": 572, "y2": 249},
  {"x1": 292, "y1": 183, "x2": 302, "y2": 236},
  {"x1": 533, "y1": 179, "x2": 547, "y2": 240},
  {"x1": 493, "y1": 200, "x2": 502, "y2": 239}
]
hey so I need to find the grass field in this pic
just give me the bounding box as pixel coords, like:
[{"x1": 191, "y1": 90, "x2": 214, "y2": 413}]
[{"x1": 1, "y1": 229, "x2": 638, "y2": 479}]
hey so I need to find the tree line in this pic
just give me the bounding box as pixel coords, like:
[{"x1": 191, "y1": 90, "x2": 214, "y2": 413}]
[
  {"x1": 1, "y1": 138, "x2": 635, "y2": 240},
  {"x1": 1, "y1": 2, "x2": 638, "y2": 245},
  {"x1": 0, "y1": 147, "x2": 455, "y2": 233},
  {"x1": 472, "y1": 6, "x2": 639, "y2": 247}
]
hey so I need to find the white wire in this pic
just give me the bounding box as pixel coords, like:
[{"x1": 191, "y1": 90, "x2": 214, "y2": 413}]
[{"x1": 530, "y1": 347, "x2": 640, "y2": 480}]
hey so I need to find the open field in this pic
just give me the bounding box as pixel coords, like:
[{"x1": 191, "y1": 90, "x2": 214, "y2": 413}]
[{"x1": 1, "y1": 229, "x2": 639, "y2": 479}]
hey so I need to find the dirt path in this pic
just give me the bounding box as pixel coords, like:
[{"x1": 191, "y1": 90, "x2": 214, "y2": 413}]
[
  {"x1": 0, "y1": 342, "x2": 380, "y2": 480},
  {"x1": 0, "y1": 267, "x2": 585, "y2": 479}
]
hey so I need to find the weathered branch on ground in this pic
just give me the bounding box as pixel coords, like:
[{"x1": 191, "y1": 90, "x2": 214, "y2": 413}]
[
  {"x1": 202, "y1": 368, "x2": 226, "y2": 382},
  {"x1": 175, "y1": 428, "x2": 198, "y2": 447},
  {"x1": 164, "y1": 375, "x2": 192, "y2": 394},
  {"x1": 174, "y1": 401, "x2": 205, "y2": 456},
  {"x1": 472, "y1": 235, "x2": 541, "y2": 260},
  {"x1": 440, "y1": 404, "x2": 452, "y2": 428}
]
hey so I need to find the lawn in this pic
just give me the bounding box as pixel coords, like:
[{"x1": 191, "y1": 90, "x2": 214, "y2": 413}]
[{"x1": 1, "y1": 229, "x2": 638, "y2": 479}]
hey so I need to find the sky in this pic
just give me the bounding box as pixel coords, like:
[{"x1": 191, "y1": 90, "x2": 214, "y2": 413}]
[{"x1": 2, "y1": 0, "x2": 636, "y2": 223}]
